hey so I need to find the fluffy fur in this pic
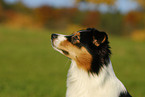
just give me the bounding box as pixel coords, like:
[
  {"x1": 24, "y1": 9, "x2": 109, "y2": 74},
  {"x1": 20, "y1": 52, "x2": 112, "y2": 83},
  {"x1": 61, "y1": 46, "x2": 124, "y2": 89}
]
[{"x1": 51, "y1": 28, "x2": 131, "y2": 97}]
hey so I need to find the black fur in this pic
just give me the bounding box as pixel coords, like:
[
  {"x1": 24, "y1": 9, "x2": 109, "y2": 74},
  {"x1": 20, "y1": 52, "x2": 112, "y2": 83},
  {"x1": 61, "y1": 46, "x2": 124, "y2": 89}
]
[
  {"x1": 85, "y1": 28, "x2": 111, "y2": 74},
  {"x1": 67, "y1": 28, "x2": 111, "y2": 74},
  {"x1": 119, "y1": 92, "x2": 132, "y2": 97}
]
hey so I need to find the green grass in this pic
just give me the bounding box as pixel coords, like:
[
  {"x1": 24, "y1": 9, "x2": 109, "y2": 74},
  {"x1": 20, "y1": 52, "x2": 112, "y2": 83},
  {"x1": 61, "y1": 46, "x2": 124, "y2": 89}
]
[{"x1": 0, "y1": 27, "x2": 145, "y2": 97}]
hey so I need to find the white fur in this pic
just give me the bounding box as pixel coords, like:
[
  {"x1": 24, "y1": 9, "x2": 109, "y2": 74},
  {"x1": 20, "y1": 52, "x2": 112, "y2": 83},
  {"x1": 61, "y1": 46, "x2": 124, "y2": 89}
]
[
  {"x1": 66, "y1": 60, "x2": 127, "y2": 97},
  {"x1": 51, "y1": 34, "x2": 127, "y2": 97},
  {"x1": 53, "y1": 34, "x2": 67, "y2": 47},
  {"x1": 52, "y1": 34, "x2": 67, "y2": 54}
]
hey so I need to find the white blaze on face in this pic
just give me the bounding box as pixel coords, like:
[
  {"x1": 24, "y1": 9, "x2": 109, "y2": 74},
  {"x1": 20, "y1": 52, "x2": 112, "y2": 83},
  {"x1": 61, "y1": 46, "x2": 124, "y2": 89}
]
[
  {"x1": 52, "y1": 33, "x2": 93, "y2": 71},
  {"x1": 53, "y1": 34, "x2": 67, "y2": 47},
  {"x1": 52, "y1": 34, "x2": 67, "y2": 54}
]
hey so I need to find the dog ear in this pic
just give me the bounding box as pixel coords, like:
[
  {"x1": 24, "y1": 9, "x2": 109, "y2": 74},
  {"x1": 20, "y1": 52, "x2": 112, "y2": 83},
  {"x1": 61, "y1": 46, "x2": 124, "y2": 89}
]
[{"x1": 93, "y1": 31, "x2": 107, "y2": 47}]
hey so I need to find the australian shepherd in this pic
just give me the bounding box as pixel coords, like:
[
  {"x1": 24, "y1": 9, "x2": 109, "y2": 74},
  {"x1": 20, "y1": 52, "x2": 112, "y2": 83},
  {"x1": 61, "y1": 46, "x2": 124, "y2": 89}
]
[{"x1": 51, "y1": 28, "x2": 132, "y2": 97}]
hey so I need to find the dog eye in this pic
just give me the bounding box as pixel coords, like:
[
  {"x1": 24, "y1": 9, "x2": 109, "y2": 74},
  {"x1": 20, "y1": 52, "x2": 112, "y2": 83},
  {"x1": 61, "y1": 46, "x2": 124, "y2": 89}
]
[
  {"x1": 72, "y1": 35, "x2": 80, "y2": 44},
  {"x1": 73, "y1": 36, "x2": 79, "y2": 40}
]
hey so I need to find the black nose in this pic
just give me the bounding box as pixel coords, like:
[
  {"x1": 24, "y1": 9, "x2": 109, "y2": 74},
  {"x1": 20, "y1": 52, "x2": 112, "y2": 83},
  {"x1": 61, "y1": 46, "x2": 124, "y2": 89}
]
[{"x1": 51, "y1": 34, "x2": 58, "y2": 39}]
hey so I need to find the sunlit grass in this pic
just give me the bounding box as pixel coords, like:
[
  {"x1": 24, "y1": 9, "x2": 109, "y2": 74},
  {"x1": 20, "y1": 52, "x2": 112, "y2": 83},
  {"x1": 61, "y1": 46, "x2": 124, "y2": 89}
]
[{"x1": 0, "y1": 27, "x2": 145, "y2": 97}]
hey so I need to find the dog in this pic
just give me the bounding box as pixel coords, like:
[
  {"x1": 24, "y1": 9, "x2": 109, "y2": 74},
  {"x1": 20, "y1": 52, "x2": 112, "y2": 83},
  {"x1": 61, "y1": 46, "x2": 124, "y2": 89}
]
[{"x1": 51, "y1": 28, "x2": 132, "y2": 97}]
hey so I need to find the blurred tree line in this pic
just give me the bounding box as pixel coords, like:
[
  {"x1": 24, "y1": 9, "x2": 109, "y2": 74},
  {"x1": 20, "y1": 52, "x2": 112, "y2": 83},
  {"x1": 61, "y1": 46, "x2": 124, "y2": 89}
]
[{"x1": 0, "y1": 0, "x2": 145, "y2": 37}]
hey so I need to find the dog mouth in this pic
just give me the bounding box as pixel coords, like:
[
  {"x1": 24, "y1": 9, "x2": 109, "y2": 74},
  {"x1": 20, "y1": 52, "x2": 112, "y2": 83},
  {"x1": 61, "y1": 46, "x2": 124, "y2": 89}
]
[
  {"x1": 54, "y1": 46, "x2": 69, "y2": 55},
  {"x1": 60, "y1": 49, "x2": 69, "y2": 55},
  {"x1": 51, "y1": 40, "x2": 69, "y2": 55}
]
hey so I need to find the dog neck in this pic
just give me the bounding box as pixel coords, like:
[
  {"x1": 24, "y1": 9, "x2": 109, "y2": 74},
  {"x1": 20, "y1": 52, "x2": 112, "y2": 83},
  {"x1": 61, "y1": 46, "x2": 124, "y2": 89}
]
[{"x1": 66, "y1": 60, "x2": 127, "y2": 97}]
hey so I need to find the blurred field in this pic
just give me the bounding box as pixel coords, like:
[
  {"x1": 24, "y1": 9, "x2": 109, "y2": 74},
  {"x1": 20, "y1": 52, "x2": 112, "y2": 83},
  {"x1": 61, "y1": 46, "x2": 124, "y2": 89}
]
[{"x1": 0, "y1": 26, "x2": 145, "y2": 97}]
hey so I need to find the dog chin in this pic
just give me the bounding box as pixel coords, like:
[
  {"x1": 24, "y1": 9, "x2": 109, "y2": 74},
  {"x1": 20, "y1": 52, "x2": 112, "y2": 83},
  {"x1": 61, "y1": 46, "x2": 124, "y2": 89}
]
[{"x1": 52, "y1": 45, "x2": 62, "y2": 54}]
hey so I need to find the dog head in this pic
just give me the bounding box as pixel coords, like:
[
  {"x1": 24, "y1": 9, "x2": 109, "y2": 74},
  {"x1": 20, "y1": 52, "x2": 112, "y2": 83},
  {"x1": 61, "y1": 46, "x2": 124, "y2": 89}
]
[{"x1": 51, "y1": 28, "x2": 111, "y2": 74}]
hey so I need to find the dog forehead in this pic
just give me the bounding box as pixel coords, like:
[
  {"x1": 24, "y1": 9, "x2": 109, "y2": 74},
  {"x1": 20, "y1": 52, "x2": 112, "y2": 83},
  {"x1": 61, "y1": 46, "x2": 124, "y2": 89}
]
[{"x1": 79, "y1": 31, "x2": 93, "y2": 38}]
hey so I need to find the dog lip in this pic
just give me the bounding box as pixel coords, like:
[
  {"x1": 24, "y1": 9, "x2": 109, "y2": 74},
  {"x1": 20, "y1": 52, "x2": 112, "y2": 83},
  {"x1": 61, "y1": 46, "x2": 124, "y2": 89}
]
[
  {"x1": 53, "y1": 45, "x2": 69, "y2": 55},
  {"x1": 57, "y1": 48, "x2": 69, "y2": 55},
  {"x1": 61, "y1": 49, "x2": 69, "y2": 55},
  {"x1": 51, "y1": 38, "x2": 55, "y2": 47}
]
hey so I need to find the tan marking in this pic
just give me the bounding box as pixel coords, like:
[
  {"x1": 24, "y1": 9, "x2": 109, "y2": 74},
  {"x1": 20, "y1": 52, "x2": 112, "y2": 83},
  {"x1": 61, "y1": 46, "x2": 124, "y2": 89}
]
[
  {"x1": 74, "y1": 32, "x2": 80, "y2": 39},
  {"x1": 93, "y1": 35, "x2": 106, "y2": 46},
  {"x1": 93, "y1": 36, "x2": 100, "y2": 46},
  {"x1": 72, "y1": 32, "x2": 80, "y2": 44},
  {"x1": 75, "y1": 40, "x2": 80, "y2": 44},
  {"x1": 59, "y1": 40, "x2": 92, "y2": 71},
  {"x1": 74, "y1": 32, "x2": 80, "y2": 36},
  {"x1": 101, "y1": 36, "x2": 106, "y2": 43},
  {"x1": 75, "y1": 47, "x2": 92, "y2": 71}
]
